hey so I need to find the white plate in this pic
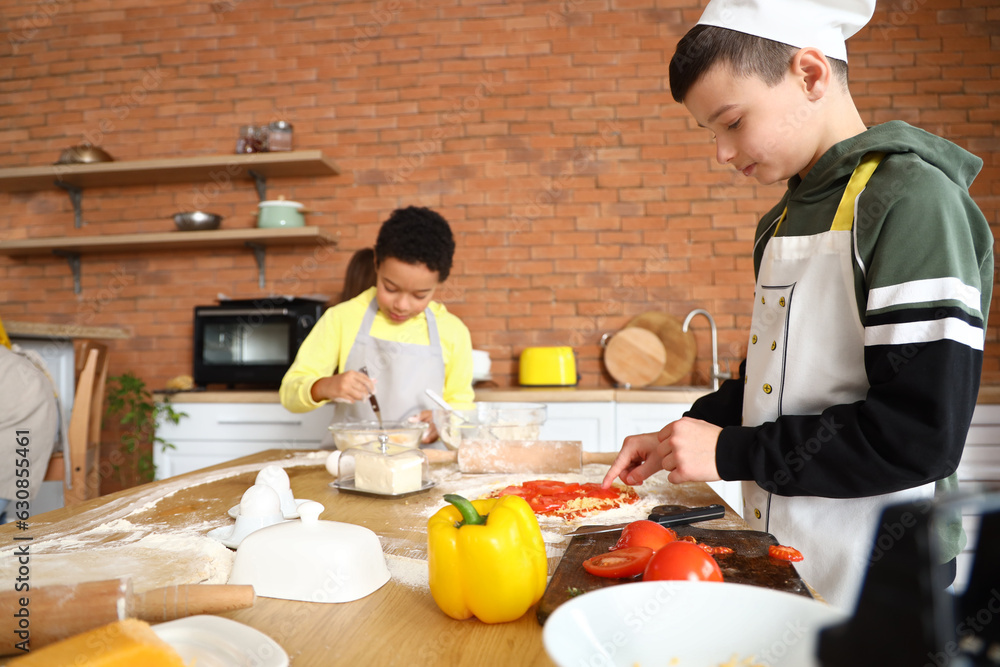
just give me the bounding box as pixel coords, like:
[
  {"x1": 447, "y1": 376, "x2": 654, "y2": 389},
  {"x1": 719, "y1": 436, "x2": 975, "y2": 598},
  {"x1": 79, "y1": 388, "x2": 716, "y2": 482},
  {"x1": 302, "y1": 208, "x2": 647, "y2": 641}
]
[
  {"x1": 228, "y1": 497, "x2": 309, "y2": 519},
  {"x1": 542, "y1": 581, "x2": 847, "y2": 667},
  {"x1": 152, "y1": 615, "x2": 288, "y2": 667}
]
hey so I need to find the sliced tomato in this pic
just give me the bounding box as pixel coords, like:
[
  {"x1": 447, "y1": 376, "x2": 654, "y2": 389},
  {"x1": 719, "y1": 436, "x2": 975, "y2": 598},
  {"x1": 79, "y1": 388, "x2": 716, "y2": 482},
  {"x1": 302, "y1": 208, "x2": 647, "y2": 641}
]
[
  {"x1": 582, "y1": 546, "x2": 654, "y2": 578},
  {"x1": 702, "y1": 545, "x2": 734, "y2": 556},
  {"x1": 643, "y1": 541, "x2": 724, "y2": 583},
  {"x1": 612, "y1": 520, "x2": 677, "y2": 552},
  {"x1": 679, "y1": 535, "x2": 698, "y2": 543},
  {"x1": 768, "y1": 545, "x2": 804, "y2": 562}
]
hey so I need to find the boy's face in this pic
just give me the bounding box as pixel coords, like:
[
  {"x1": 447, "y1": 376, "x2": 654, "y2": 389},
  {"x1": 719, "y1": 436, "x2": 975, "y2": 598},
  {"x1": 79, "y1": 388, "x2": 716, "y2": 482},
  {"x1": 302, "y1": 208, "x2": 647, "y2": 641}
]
[
  {"x1": 374, "y1": 257, "x2": 440, "y2": 323},
  {"x1": 683, "y1": 62, "x2": 817, "y2": 185}
]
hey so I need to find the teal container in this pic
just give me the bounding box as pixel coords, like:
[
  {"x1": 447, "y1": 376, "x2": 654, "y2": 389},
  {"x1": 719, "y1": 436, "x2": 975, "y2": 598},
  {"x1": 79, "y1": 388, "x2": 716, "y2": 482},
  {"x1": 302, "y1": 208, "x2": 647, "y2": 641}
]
[{"x1": 257, "y1": 199, "x2": 305, "y2": 228}]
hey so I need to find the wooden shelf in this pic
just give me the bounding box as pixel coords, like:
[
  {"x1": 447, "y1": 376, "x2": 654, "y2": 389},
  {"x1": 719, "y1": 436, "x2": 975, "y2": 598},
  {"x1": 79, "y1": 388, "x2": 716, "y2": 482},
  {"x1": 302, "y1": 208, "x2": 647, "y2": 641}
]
[
  {"x1": 0, "y1": 226, "x2": 336, "y2": 256},
  {"x1": 0, "y1": 150, "x2": 340, "y2": 192},
  {"x1": 0, "y1": 227, "x2": 338, "y2": 293}
]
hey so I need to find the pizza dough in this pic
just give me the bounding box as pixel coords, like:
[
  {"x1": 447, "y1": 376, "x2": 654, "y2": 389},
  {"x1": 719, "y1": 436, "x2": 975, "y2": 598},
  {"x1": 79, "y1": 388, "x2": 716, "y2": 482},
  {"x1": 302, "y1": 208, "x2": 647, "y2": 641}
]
[{"x1": 0, "y1": 522, "x2": 234, "y2": 593}]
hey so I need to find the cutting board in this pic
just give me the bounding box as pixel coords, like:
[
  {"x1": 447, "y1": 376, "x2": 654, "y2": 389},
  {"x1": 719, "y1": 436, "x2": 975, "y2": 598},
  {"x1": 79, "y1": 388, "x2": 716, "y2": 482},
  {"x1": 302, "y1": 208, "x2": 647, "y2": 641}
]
[
  {"x1": 625, "y1": 312, "x2": 696, "y2": 386},
  {"x1": 536, "y1": 524, "x2": 811, "y2": 625},
  {"x1": 602, "y1": 327, "x2": 667, "y2": 387}
]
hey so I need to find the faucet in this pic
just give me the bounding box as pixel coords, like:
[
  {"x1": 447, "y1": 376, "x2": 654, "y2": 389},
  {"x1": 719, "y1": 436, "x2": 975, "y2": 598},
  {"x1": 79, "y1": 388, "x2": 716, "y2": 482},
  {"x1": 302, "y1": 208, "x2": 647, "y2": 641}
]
[{"x1": 682, "y1": 308, "x2": 731, "y2": 391}]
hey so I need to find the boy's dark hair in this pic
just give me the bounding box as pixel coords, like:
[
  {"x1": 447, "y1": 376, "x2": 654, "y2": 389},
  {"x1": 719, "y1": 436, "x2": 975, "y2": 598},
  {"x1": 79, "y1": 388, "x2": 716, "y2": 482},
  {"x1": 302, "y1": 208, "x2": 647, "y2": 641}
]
[
  {"x1": 374, "y1": 206, "x2": 455, "y2": 282},
  {"x1": 669, "y1": 25, "x2": 849, "y2": 103}
]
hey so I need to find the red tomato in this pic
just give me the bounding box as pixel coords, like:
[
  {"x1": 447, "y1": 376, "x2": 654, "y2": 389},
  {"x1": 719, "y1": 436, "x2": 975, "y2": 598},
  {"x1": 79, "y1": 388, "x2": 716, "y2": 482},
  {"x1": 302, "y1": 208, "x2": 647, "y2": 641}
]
[
  {"x1": 612, "y1": 520, "x2": 677, "y2": 552},
  {"x1": 643, "y1": 541, "x2": 724, "y2": 583},
  {"x1": 582, "y1": 546, "x2": 654, "y2": 579},
  {"x1": 768, "y1": 545, "x2": 804, "y2": 562}
]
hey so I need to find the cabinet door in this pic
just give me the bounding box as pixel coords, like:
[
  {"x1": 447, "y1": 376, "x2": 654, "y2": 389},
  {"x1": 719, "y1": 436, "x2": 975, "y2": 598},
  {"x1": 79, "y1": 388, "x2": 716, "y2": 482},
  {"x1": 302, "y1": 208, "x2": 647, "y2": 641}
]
[
  {"x1": 154, "y1": 402, "x2": 335, "y2": 479},
  {"x1": 538, "y1": 402, "x2": 617, "y2": 453},
  {"x1": 154, "y1": 439, "x2": 318, "y2": 479}
]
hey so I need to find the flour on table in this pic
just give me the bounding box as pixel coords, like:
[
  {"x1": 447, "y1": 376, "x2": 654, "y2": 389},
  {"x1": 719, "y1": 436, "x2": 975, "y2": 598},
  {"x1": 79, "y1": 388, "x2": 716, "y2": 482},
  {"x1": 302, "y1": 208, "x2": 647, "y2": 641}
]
[{"x1": 384, "y1": 553, "x2": 428, "y2": 590}]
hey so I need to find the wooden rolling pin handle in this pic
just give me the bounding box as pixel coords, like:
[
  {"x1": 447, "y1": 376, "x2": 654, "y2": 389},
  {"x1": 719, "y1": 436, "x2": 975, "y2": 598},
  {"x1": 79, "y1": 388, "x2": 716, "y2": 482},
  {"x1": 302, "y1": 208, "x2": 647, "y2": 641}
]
[
  {"x1": 582, "y1": 451, "x2": 619, "y2": 466},
  {"x1": 423, "y1": 449, "x2": 457, "y2": 464},
  {"x1": 132, "y1": 584, "x2": 256, "y2": 622}
]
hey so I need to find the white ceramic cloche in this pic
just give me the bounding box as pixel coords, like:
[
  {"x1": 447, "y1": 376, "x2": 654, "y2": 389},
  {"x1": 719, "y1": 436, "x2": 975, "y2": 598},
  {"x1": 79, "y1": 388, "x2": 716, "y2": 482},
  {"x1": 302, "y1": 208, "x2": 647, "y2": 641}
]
[{"x1": 228, "y1": 501, "x2": 390, "y2": 603}]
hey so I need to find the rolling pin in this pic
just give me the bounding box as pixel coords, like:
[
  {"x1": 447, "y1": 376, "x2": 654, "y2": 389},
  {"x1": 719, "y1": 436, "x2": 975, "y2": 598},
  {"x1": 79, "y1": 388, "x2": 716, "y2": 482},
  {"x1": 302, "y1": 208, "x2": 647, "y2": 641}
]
[
  {"x1": 423, "y1": 440, "x2": 619, "y2": 473},
  {"x1": 0, "y1": 578, "x2": 255, "y2": 655}
]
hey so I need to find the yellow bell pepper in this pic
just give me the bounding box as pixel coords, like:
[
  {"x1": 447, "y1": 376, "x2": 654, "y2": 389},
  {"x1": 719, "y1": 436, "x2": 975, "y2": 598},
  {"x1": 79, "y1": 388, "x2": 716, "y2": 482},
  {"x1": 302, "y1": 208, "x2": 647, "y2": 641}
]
[{"x1": 427, "y1": 493, "x2": 547, "y2": 623}]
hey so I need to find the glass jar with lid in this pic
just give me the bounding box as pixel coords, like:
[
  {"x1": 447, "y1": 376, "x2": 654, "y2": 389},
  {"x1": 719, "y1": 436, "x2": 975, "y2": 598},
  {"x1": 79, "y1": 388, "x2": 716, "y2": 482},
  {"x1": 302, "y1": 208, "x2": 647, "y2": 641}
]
[{"x1": 266, "y1": 121, "x2": 293, "y2": 152}]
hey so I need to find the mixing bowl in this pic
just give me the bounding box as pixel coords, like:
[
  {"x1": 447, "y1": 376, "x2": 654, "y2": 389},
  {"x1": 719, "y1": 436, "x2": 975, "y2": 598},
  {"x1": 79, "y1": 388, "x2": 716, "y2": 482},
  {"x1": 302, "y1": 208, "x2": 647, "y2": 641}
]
[
  {"x1": 327, "y1": 420, "x2": 428, "y2": 451},
  {"x1": 433, "y1": 402, "x2": 546, "y2": 450}
]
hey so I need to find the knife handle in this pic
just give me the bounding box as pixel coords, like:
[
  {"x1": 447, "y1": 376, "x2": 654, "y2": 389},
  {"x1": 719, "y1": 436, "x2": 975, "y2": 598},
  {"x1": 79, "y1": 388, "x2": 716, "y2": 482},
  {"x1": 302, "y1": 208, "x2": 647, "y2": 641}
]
[{"x1": 648, "y1": 504, "x2": 725, "y2": 527}]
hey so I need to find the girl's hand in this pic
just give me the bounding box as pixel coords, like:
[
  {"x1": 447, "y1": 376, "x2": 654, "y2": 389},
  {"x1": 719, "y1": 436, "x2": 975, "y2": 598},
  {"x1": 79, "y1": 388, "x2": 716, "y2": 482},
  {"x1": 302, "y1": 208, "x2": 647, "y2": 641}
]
[{"x1": 311, "y1": 370, "x2": 375, "y2": 404}]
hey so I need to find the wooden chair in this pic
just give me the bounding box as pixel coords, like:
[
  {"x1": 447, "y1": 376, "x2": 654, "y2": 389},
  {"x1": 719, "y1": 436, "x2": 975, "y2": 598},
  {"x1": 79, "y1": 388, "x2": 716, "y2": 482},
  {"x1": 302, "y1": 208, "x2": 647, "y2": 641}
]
[{"x1": 44, "y1": 340, "x2": 109, "y2": 506}]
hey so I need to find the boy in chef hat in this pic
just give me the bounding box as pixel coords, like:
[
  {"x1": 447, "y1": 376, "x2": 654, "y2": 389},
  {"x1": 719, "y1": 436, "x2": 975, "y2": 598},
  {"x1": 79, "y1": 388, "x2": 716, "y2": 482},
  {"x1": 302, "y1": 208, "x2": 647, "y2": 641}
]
[
  {"x1": 605, "y1": 0, "x2": 993, "y2": 608},
  {"x1": 280, "y1": 206, "x2": 474, "y2": 445}
]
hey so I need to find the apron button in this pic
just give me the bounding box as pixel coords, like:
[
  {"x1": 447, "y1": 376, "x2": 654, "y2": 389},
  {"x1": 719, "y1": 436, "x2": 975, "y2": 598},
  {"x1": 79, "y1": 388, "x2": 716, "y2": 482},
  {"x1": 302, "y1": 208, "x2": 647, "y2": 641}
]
[
  {"x1": 779, "y1": 296, "x2": 786, "y2": 307},
  {"x1": 770, "y1": 341, "x2": 777, "y2": 351},
  {"x1": 751, "y1": 334, "x2": 758, "y2": 344},
  {"x1": 754, "y1": 508, "x2": 761, "y2": 519},
  {"x1": 763, "y1": 383, "x2": 772, "y2": 394},
  {"x1": 761, "y1": 296, "x2": 765, "y2": 304}
]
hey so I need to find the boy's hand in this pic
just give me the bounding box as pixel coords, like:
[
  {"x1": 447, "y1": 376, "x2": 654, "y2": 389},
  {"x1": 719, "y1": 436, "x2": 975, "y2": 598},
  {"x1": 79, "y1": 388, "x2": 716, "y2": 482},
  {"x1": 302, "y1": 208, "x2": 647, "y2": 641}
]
[
  {"x1": 601, "y1": 417, "x2": 723, "y2": 488},
  {"x1": 312, "y1": 370, "x2": 375, "y2": 404}
]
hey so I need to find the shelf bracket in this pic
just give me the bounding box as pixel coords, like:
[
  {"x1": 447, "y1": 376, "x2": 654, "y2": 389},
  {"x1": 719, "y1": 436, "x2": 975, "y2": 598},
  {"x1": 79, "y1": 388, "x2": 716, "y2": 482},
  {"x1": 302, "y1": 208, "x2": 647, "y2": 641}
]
[
  {"x1": 56, "y1": 182, "x2": 85, "y2": 228},
  {"x1": 53, "y1": 250, "x2": 82, "y2": 294},
  {"x1": 248, "y1": 170, "x2": 267, "y2": 201},
  {"x1": 246, "y1": 241, "x2": 266, "y2": 289}
]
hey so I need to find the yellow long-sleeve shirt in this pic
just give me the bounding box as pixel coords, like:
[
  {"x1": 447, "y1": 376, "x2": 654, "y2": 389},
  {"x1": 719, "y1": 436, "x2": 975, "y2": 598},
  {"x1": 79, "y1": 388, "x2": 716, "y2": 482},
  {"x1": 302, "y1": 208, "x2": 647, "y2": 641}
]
[{"x1": 280, "y1": 287, "x2": 475, "y2": 412}]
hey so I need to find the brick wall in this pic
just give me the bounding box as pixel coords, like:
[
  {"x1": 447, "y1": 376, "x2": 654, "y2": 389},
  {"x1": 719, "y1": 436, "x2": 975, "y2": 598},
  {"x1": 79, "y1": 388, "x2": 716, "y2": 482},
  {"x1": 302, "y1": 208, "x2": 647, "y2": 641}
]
[{"x1": 1, "y1": 0, "x2": 997, "y2": 395}]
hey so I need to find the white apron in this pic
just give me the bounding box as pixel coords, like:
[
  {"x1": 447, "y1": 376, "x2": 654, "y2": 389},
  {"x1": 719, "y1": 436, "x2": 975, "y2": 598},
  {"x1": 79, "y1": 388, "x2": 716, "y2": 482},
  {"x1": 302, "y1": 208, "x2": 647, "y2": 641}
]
[
  {"x1": 741, "y1": 153, "x2": 934, "y2": 609},
  {"x1": 331, "y1": 298, "x2": 445, "y2": 424}
]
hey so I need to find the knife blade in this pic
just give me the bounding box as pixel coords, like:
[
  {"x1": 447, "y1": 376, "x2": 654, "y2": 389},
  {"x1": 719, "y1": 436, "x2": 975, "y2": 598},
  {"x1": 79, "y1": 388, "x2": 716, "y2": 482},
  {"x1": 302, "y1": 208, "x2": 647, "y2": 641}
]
[{"x1": 564, "y1": 503, "x2": 725, "y2": 537}]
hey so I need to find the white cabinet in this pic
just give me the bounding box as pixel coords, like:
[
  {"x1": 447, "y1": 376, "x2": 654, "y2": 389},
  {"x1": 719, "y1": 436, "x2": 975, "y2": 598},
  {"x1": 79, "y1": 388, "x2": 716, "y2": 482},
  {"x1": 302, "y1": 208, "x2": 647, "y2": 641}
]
[
  {"x1": 154, "y1": 402, "x2": 335, "y2": 479},
  {"x1": 539, "y1": 402, "x2": 617, "y2": 453}
]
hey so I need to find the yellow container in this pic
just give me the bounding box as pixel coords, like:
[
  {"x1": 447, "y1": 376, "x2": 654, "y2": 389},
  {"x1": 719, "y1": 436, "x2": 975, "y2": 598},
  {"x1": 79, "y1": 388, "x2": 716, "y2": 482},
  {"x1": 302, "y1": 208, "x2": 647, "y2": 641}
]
[{"x1": 518, "y1": 346, "x2": 578, "y2": 386}]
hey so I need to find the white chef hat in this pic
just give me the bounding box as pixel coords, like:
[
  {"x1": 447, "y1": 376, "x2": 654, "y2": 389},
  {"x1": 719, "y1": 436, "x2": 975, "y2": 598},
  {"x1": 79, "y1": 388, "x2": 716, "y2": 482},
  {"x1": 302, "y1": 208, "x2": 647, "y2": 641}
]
[{"x1": 696, "y1": 0, "x2": 876, "y2": 62}]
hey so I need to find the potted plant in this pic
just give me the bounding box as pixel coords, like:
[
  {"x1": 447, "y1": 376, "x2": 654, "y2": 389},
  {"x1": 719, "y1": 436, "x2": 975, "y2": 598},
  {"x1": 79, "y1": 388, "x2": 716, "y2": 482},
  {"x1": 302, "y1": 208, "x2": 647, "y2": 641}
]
[{"x1": 103, "y1": 372, "x2": 186, "y2": 491}]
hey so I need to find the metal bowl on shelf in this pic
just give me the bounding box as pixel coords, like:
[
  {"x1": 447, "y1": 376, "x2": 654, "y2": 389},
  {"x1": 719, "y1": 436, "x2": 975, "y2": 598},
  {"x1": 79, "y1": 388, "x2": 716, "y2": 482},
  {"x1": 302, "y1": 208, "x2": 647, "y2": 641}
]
[{"x1": 173, "y1": 211, "x2": 222, "y2": 231}]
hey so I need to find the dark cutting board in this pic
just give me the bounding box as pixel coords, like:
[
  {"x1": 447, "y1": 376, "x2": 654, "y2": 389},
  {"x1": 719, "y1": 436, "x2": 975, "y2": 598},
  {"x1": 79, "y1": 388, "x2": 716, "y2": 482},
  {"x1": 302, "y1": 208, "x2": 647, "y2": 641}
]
[{"x1": 536, "y1": 524, "x2": 811, "y2": 625}]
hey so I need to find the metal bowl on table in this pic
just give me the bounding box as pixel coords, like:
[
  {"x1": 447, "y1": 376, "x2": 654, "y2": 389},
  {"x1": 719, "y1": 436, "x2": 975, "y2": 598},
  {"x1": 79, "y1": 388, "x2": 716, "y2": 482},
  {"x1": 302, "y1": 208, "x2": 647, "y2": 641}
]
[{"x1": 173, "y1": 211, "x2": 223, "y2": 231}]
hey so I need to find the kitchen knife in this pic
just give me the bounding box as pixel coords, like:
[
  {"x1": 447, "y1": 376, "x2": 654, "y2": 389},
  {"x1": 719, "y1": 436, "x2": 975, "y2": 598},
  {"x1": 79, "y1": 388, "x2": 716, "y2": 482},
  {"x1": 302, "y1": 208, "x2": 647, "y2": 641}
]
[{"x1": 563, "y1": 503, "x2": 726, "y2": 536}]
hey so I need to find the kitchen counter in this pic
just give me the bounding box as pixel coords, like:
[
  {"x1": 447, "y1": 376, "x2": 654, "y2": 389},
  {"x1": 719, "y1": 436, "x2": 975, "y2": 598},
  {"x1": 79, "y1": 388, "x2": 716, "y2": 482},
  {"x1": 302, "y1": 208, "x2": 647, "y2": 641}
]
[
  {"x1": 157, "y1": 384, "x2": 1000, "y2": 404},
  {"x1": 156, "y1": 386, "x2": 713, "y2": 404},
  {"x1": 0, "y1": 449, "x2": 750, "y2": 666}
]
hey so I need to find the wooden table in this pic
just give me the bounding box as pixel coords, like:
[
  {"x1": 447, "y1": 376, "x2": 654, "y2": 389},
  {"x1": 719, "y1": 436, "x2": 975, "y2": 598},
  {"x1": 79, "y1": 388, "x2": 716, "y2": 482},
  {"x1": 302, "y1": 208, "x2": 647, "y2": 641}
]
[{"x1": 0, "y1": 449, "x2": 751, "y2": 666}]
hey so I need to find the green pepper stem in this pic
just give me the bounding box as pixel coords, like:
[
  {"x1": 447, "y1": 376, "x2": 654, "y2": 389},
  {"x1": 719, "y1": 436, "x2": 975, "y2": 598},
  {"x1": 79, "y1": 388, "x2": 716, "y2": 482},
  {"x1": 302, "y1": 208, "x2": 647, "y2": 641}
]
[{"x1": 444, "y1": 494, "x2": 487, "y2": 526}]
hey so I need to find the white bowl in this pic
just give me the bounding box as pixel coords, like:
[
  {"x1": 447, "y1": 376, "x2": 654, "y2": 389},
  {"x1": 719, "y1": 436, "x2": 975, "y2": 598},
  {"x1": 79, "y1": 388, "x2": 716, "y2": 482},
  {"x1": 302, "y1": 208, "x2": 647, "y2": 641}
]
[
  {"x1": 228, "y1": 501, "x2": 390, "y2": 603},
  {"x1": 543, "y1": 581, "x2": 847, "y2": 667}
]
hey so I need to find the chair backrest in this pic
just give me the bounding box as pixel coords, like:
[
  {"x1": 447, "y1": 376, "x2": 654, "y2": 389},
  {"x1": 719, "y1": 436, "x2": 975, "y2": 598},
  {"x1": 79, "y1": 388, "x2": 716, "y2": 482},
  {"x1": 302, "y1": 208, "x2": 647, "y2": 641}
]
[{"x1": 47, "y1": 340, "x2": 109, "y2": 506}]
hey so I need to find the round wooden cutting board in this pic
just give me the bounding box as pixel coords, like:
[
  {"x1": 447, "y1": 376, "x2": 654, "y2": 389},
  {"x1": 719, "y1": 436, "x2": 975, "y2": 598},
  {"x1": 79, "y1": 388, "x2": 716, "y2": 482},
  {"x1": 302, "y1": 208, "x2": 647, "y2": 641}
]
[
  {"x1": 625, "y1": 312, "x2": 696, "y2": 386},
  {"x1": 602, "y1": 327, "x2": 666, "y2": 387}
]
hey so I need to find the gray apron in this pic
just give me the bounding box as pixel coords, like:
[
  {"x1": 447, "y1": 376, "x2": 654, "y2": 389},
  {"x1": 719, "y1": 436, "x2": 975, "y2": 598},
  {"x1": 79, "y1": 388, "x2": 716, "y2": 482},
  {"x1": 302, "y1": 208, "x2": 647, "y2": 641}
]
[
  {"x1": 332, "y1": 298, "x2": 445, "y2": 425},
  {"x1": 741, "y1": 153, "x2": 934, "y2": 609}
]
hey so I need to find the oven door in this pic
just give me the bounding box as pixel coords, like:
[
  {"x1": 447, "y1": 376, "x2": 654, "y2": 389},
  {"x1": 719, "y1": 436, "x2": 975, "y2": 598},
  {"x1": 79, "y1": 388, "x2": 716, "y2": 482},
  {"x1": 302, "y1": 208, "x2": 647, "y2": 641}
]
[{"x1": 193, "y1": 307, "x2": 296, "y2": 387}]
